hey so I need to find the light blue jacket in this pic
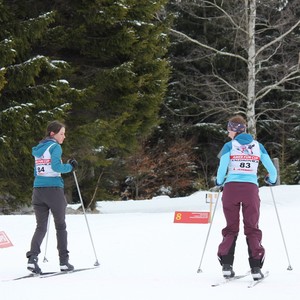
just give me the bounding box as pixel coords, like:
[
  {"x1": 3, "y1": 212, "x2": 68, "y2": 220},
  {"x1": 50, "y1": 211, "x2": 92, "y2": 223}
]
[
  {"x1": 32, "y1": 138, "x2": 73, "y2": 188},
  {"x1": 216, "y1": 133, "x2": 277, "y2": 186}
]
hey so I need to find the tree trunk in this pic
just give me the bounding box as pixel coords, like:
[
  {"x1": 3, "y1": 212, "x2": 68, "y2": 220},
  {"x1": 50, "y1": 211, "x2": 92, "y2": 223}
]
[{"x1": 247, "y1": 0, "x2": 257, "y2": 138}]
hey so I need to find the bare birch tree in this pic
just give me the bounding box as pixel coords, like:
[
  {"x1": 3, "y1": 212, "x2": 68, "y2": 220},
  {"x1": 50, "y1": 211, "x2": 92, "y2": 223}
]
[{"x1": 168, "y1": 0, "x2": 300, "y2": 137}]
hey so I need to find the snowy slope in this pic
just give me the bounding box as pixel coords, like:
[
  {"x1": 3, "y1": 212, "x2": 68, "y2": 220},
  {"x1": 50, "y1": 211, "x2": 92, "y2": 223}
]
[{"x1": 0, "y1": 185, "x2": 299, "y2": 300}]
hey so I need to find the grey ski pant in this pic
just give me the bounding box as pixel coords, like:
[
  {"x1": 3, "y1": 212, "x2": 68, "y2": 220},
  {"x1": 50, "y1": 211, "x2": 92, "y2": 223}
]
[{"x1": 27, "y1": 187, "x2": 69, "y2": 263}]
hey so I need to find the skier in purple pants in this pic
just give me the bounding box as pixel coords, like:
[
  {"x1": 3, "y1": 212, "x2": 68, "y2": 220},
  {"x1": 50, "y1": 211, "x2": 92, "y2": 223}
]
[{"x1": 215, "y1": 115, "x2": 277, "y2": 281}]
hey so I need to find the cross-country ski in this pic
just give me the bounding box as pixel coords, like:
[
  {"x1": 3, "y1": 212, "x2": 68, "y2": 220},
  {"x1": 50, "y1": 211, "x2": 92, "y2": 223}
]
[
  {"x1": 248, "y1": 271, "x2": 270, "y2": 288},
  {"x1": 211, "y1": 271, "x2": 250, "y2": 287},
  {"x1": 11, "y1": 271, "x2": 56, "y2": 281},
  {"x1": 39, "y1": 267, "x2": 98, "y2": 278},
  {"x1": 7, "y1": 267, "x2": 98, "y2": 281}
]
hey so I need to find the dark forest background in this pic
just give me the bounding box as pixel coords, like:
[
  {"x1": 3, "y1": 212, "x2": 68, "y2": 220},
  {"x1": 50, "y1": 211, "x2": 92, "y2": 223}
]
[{"x1": 0, "y1": 0, "x2": 299, "y2": 212}]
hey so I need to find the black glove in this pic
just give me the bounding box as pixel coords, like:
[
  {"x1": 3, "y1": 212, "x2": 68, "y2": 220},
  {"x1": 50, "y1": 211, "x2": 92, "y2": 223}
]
[
  {"x1": 264, "y1": 174, "x2": 276, "y2": 186},
  {"x1": 67, "y1": 158, "x2": 78, "y2": 170},
  {"x1": 209, "y1": 179, "x2": 224, "y2": 192},
  {"x1": 209, "y1": 185, "x2": 223, "y2": 192}
]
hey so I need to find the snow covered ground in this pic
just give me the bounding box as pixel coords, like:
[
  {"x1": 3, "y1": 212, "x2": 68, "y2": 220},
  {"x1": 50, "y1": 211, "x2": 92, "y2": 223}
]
[{"x1": 1, "y1": 185, "x2": 299, "y2": 299}]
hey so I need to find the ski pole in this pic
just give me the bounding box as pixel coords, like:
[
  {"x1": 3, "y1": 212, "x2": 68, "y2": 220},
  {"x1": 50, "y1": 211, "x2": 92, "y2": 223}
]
[
  {"x1": 73, "y1": 171, "x2": 100, "y2": 267},
  {"x1": 43, "y1": 211, "x2": 51, "y2": 263},
  {"x1": 270, "y1": 186, "x2": 292, "y2": 270},
  {"x1": 197, "y1": 189, "x2": 221, "y2": 273}
]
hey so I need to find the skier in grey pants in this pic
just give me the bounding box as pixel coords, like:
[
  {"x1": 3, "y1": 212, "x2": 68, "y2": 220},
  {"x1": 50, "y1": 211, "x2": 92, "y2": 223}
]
[{"x1": 26, "y1": 120, "x2": 78, "y2": 274}]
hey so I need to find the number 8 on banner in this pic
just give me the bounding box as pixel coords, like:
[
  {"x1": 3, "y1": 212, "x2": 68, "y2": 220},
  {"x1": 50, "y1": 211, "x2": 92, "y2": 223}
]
[{"x1": 175, "y1": 212, "x2": 182, "y2": 221}]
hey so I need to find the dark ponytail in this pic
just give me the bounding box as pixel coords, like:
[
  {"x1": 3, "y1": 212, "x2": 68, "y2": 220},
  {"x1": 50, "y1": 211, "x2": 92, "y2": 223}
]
[{"x1": 45, "y1": 121, "x2": 65, "y2": 137}]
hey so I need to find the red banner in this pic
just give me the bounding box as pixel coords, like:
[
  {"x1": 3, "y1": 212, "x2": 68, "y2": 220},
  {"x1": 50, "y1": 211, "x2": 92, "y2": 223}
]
[{"x1": 174, "y1": 211, "x2": 210, "y2": 224}]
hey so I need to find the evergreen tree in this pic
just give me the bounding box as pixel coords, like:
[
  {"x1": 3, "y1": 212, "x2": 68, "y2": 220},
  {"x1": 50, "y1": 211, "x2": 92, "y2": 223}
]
[
  {"x1": 38, "y1": 0, "x2": 171, "y2": 205},
  {"x1": 0, "y1": 1, "x2": 81, "y2": 211}
]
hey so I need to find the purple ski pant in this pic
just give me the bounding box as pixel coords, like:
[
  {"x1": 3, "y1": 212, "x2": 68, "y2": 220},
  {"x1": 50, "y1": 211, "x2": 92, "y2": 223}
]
[{"x1": 217, "y1": 182, "x2": 265, "y2": 267}]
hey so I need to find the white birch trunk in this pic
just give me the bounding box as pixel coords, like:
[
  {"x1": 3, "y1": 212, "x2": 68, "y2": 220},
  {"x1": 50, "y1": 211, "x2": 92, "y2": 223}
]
[{"x1": 247, "y1": 0, "x2": 257, "y2": 138}]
